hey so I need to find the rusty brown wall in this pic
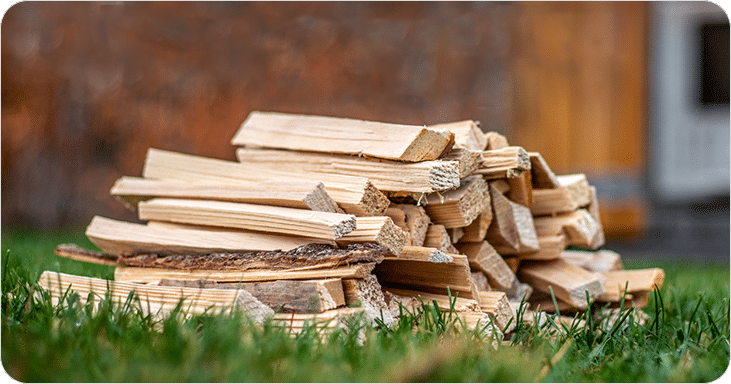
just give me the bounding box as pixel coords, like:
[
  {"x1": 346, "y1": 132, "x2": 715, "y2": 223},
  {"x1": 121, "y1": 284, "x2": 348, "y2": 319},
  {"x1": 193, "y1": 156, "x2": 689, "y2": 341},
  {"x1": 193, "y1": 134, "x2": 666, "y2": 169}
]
[{"x1": 2, "y1": 2, "x2": 515, "y2": 229}]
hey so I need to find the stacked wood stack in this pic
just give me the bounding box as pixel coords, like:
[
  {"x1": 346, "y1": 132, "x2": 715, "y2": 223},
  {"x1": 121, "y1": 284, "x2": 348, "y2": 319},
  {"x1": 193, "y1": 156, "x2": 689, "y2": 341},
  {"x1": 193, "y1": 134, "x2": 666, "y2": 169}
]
[{"x1": 46, "y1": 111, "x2": 664, "y2": 335}]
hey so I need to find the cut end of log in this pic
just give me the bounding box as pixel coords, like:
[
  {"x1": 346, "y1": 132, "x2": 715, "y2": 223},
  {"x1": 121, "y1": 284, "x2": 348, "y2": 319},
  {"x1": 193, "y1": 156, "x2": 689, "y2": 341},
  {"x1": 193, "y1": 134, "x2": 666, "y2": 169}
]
[
  {"x1": 428, "y1": 160, "x2": 461, "y2": 192},
  {"x1": 400, "y1": 128, "x2": 455, "y2": 162}
]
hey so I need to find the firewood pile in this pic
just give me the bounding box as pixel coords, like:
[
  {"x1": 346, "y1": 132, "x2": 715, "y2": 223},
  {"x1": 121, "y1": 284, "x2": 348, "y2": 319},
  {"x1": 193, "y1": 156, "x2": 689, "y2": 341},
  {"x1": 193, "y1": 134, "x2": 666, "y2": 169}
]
[{"x1": 40, "y1": 111, "x2": 665, "y2": 336}]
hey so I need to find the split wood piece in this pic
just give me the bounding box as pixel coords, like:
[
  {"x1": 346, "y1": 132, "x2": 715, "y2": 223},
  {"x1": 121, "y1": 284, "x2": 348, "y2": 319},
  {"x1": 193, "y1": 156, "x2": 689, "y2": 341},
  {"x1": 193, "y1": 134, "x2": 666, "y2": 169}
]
[
  {"x1": 423, "y1": 225, "x2": 459, "y2": 254},
  {"x1": 115, "y1": 263, "x2": 377, "y2": 285},
  {"x1": 384, "y1": 204, "x2": 430, "y2": 247},
  {"x1": 336, "y1": 216, "x2": 409, "y2": 256},
  {"x1": 530, "y1": 174, "x2": 591, "y2": 216},
  {"x1": 422, "y1": 175, "x2": 489, "y2": 228},
  {"x1": 110, "y1": 176, "x2": 341, "y2": 213},
  {"x1": 532, "y1": 209, "x2": 601, "y2": 249},
  {"x1": 85, "y1": 216, "x2": 335, "y2": 256},
  {"x1": 484, "y1": 132, "x2": 509, "y2": 150},
  {"x1": 596, "y1": 268, "x2": 665, "y2": 302},
  {"x1": 486, "y1": 183, "x2": 539, "y2": 254},
  {"x1": 456, "y1": 241, "x2": 516, "y2": 290},
  {"x1": 528, "y1": 290, "x2": 593, "y2": 313},
  {"x1": 232, "y1": 111, "x2": 454, "y2": 162},
  {"x1": 38, "y1": 271, "x2": 274, "y2": 322},
  {"x1": 473, "y1": 147, "x2": 531, "y2": 179},
  {"x1": 373, "y1": 254, "x2": 479, "y2": 301},
  {"x1": 54, "y1": 243, "x2": 119, "y2": 266},
  {"x1": 560, "y1": 249, "x2": 624, "y2": 273},
  {"x1": 235, "y1": 148, "x2": 461, "y2": 194},
  {"x1": 507, "y1": 170, "x2": 533, "y2": 207},
  {"x1": 117, "y1": 242, "x2": 385, "y2": 272},
  {"x1": 272, "y1": 307, "x2": 366, "y2": 334},
  {"x1": 143, "y1": 148, "x2": 389, "y2": 216},
  {"x1": 517, "y1": 259, "x2": 604, "y2": 309},
  {"x1": 439, "y1": 146, "x2": 481, "y2": 177},
  {"x1": 585, "y1": 186, "x2": 606, "y2": 249},
  {"x1": 382, "y1": 287, "x2": 481, "y2": 312},
  {"x1": 447, "y1": 227, "x2": 465, "y2": 244},
  {"x1": 430, "y1": 120, "x2": 487, "y2": 150},
  {"x1": 503, "y1": 257, "x2": 520, "y2": 273},
  {"x1": 518, "y1": 234, "x2": 567, "y2": 261},
  {"x1": 528, "y1": 152, "x2": 560, "y2": 189},
  {"x1": 384, "y1": 246, "x2": 453, "y2": 263},
  {"x1": 342, "y1": 275, "x2": 396, "y2": 326},
  {"x1": 458, "y1": 206, "x2": 493, "y2": 242},
  {"x1": 471, "y1": 271, "x2": 491, "y2": 291},
  {"x1": 138, "y1": 198, "x2": 356, "y2": 240},
  {"x1": 158, "y1": 278, "x2": 345, "y2": 313},
  {"x1": 478, "y1": 291, "x2": 515, "y2": 333}
]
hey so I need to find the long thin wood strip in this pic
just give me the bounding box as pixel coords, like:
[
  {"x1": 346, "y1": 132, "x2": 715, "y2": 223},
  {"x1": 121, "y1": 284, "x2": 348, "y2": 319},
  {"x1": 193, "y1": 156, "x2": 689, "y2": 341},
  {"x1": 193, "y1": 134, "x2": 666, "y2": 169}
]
[
  {"x1": 517, "y1": 259, "x2": 604, "y2": 309},
  {"x1": 336, "y1": 216, "x2": 409, "y2": 256},
  {"x1": 530, "y1": 174, "x2": 591, "y2": 216},
  {"x1": 38, "y1": 271, "x2": 274, "y2": 322},
  {"x1": 560, "y1": 249, "x2": 624, "y2": 273},
  {"x1": 430, "y1": 120, "x2": 487, "y2": 151},
  {"x1": 528, "y1": 152, "x2": 560, "y2": 189},
  {"x1": 85, "y1": 216, "x2": 335, "y2": 256},
  {"x1": 473, "y1": 147, "x2": 531, "y2": 179},
  {"x1": 110, "y1": 176, "x2": 341, "y2": 213},
  {"x1": 373, "y1": 255, "x2": 478, "y2": 300},
  {"x1": 159, "y1": 278, "x2": 345, "y2": 313},
  {"x1": 533, "y1": 209, "x2": 601, "y2": 249},
  {"x1": 115, "y1": 263, "x2": 377, "y2": 284},
  {"x1": 517, "y1": 234, "x2": 567, "y2": 261},
  {"x1": 423, "y1": 175, "x2": 489, "y2": 228},
  {"x1": 235, "y1": 148, "x2": 461, "y2": 194},
  {"x1": 342, "y1": 275, "x2": 395, "y2": 326},
  {"x1": 478, "y1": 291, "x2": 515, "y2": 333},
  {"x1": 143, "y1": 148, "x2": 389, "y2": 216},
  {"x1": 271, "y1": 308, "x2": 366, "y2": 334},
  {"x1": 422, "y1": 224, "x2": 459, "y2": 254},
  {"x1": 138, "y1": 198, "x2": 356, "y2": 240},
  {"x1": 384, "y1": 246, "x2": 455, "y2": 263},
  {"x1": 456, "y1": 241, "x2": 516, "y2": 290},
  {"x1": 54, "y1": 243, "x2": 119, "y2": 266},
  {"x1": 600, "y1": 268, "x2": 665, "y2": 293},
  {"x1": 232, "y1": 111, "x2": 454, "y2": 162},
  {"x1": 384, "y1": 204, "x2": 430, "y2": 247}
]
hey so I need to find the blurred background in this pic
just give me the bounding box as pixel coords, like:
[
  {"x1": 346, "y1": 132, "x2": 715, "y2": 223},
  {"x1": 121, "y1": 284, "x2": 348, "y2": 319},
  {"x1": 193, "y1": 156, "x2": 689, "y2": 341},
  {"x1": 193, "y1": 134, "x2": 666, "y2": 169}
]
[{"x1": 2, "y1": 2, "x2": 728, "y2": 262}]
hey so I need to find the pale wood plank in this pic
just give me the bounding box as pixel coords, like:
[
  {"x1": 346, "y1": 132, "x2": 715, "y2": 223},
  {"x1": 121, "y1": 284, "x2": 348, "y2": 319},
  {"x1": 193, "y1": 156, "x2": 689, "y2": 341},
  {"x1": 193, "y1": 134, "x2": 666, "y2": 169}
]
[
  {"x1": 530, "y1": 174, "x2": 591, "y2": 216},
  {"x1": 478, "y1": 291, "x2": 515, "y2": 332},
  {"x1": 384, "y1": 246, "x2": 455, "y2": 263},
  {"x1": 336, "y1": 216, "x2": 409, "y2": 256},
  {"x1": 384, "y1": 204, "x2": 430, "y2": 247},
  {"x1": 423, "y1": 175, "x2": 489, "y2": 228},
  {"x1": 560, "y1": 249, "x2": 624, "y2": 273},
  {"x1": 486, "y1": 183, "x2": 540, "y2": 254},
  {"x1": 143, "y1": 148, "x2": 389, "y2": 216},
  {"x1": 457, "y1": 241, "x2": 516, "y2": 290},
  {"x1": 138, "y1": 198, "x2": 356, "y2": 240},
  {"x1": 517, "y1": 234, "x2": 567, "y2": 261},
  {"x1": 507, "y1": 169, "x2": 534, "y2": 206},
  {"x1": 422, "y1": 224, "x2": 459, "y2": 254},
  {"x1": 115, "y1": 263, "x2": 377, "y2": 284},
  {"x1": 473, "y1": 147, "x2": 531, "y2": 179},
  {"x1": 528, "y1": 152, "x2": 560, "y2": 189},
  {"x1": 439, "y1": 146, "x2": 482, "y2": 178},
  {"x1": 235, "y1": 147, "x2": 461, "y2": 194},
  {"x1": 85, "y1": 216, "x2": 335, "y2": 256},
  {"x1": 518, "y1": 259, "x2": 604, "y2": 309},
  {"x1": 382, "y1": 287, "x2": 481, "y2": 312},
  {"x1": 484, "y1": 132, "x2": 510, "y2": 150},
  {"x1": 430, "y1": 120, "x2": 487, "y2": 150},
  {"x1": 533, "y1": 209, "x2": 601, "y2": 249},
  {"x1": 342, "y1": 275, "x2": 395, "y2": 326},
  {"x1": 471, "y1": 271, "x2": 491, "y2": 291},
  {"x1": 38, "y1": 271, "x2": 274, "y2": 322},
  {"x1": 111, "y1": 176, "x2": 340, "y2": 213},
  {"x1": 231, "y1": 111, "x2": 454, "y2": 162},
  {"x1": 458, "y1": 206, "x2": 493, "y2": 242}
]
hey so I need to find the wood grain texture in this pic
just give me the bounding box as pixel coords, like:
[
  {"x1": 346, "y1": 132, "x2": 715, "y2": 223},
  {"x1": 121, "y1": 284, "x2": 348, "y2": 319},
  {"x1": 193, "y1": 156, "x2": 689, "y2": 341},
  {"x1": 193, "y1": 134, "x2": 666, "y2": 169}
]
[
  {"x1": 560, "y1": 249, "x2": 623, "y2": 273},
  {"x1": 111, "y1": 176, "x2": 340, "y2": 213},
  {"x1": 507, "y1": 169, "x2": 533, "y2": 206},
  {"x1": 458, "y1": 206, "x2": 493, "y2": 243},
  {"x1": 486, "y1": 183, "x2": 539, "y2": 254},
  {"x1": 336, "y1": 216, "x2": 409, "y2": 256},
  {"x1": 423, "y1": 175, "x2": 489, "y2": 228},
  {"x1": 474, "y1": 147, "x2": 531, "y2": 179},
  {"x1": 439, "y1": 146, "x2": 482, "y2": 178},
  {"x1": 478, "y1": 291, "x2": 515, "y2": 333},
  {"x1": 138, "y1": 198, "x2": 356, "y2": 240},
  {"x1": 85, "y1": 216, "x2": 335, "y2": 256},
  {"x1": 384, "y1": 204, "x2": 430, "y2": 247},
  {"x1": 38, "y1": 271, "x2": 274, "y2": 322},
  {"x1": 533, "y1": 209, "x2": 601, "y2": 249},
  {"x1": 431, "y1": 120, "x2": 487, "y2": 151},
  {"x1": 384, "y1": 246, "x2": 454, "y2": 263},
  {"x1": 484, "y1": 132, "x2": 510, "y2": 150},
  {"x1": 143, "y1": 148, "x2": 389, "y2": 216},
  {"x1": 422, "y1": 224, "x2": 459, "y2": 254},
  {"x1": 342, "y1": 275, "x2": 395, "y2": 326},
  {"x1": 518, "y1": 259, "x2": 604, "y2": 309},
  {"x1": 457, "y1": 241, "x2": 516, "y2": 290},
  {"x1": 235, "y1": 147, "x2": 461, "y2": 194},
  {"x1": 115, "y1": 263, "x2": 377, "y2": 284},
  {"x1": 517, "y1": 234, "x2": 567, "y2": 261},
  {"x1": 231, "y1": 111, "x2": 454, "y2": 162},
  {"x1": 530, "y1": 174, "x2": 591, "y2": 216},
  {"x1": 528, "y1": 152, "x2": 560, "y2": 189}
]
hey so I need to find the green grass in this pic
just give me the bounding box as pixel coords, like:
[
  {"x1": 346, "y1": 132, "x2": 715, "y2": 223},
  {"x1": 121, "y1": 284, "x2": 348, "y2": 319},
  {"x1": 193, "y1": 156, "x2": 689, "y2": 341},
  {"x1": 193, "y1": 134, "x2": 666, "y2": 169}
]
[{"x1": 2, "y1": 228, "x2": 729, "y2": 382}]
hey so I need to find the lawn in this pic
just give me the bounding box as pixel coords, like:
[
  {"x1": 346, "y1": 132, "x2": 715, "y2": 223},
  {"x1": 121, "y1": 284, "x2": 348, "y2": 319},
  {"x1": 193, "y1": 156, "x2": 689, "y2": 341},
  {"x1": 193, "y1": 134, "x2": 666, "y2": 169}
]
[{"x1": 2, "y1": 228, "x2": 729, "y2": 382}]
